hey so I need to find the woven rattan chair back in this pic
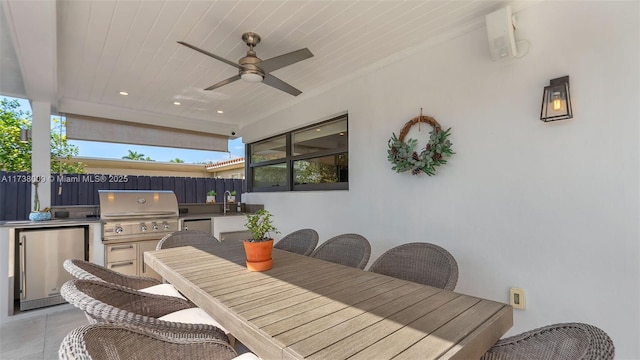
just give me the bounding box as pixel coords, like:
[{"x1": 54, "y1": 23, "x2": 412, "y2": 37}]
[
  {"x1": 156, "y1": 230, "x2": 219, "y2": 250},
  {"x1": 59, "y1": 323, "x2": 237, "y2": 360},
  {"x1": 63, "y1": 259, "x2": 161, "y2": 290},
  {"x1": 480, "y1": 322, "x2": 615, "y2": 360},
  {"x1": 368, "y1": 242, "x2": 459, "y2": 291},
  {"x1": 60, "y1": 279, "x2": 229, "y2": 343},
  {"x1": 310, "y1": 233, "x2": 371, "y2": 269},
  {"x1": 274, "y1": 228, "x2": 319, "y2": 256}
]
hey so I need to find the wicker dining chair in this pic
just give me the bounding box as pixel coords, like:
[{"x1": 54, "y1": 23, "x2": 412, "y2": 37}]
[
  {"x1": 368, "y1": 242, "x2": 459, "y2": 291},
  {"x1": 63, "y1": 259, "x2": 185, "y2": 299},
  {"x1": 59, "y1": 323, "x2": 238, "y2": 360},
  {"x1": 481, "y1": 322, "x2": 615, "y2": 360},
  {"x1": 274, "y1": 228, "x2": 319, "y2": 256},
  {"x1": 310, "y1": 233, "x2": 371, "y2": 269},
  {"x1": 60, "y1": 279, "x2": 231, "y2": 344},
  {"x1": 157, "y1": 230, "x2": 219, "y2": 250}
]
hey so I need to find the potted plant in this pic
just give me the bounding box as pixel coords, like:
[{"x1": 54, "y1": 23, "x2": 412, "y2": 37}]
[
  {"x1": 227, "y1": 190, "x2": 237, "y2": 204},
  {"x1": 243, "y1": 209, "x2": 280, "y2": 271},
  {"x1": 206, "y1": 190, "x2": 216, "y2": 204},
  {"x1": 29, "y1": 180, "x2": 51, "y2": 221}
]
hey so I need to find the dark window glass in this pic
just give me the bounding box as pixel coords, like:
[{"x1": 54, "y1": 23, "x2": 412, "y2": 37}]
[
  {"x1": 252, "y1": 163, "x2": 287, "y2": 188},
  {"x1": 248, "y1": 114, "x2": 348, "y2": 192},
  {"x1": 250, "y1": 135, "x2": 286, "y2": 163},
  {"x1": 294, "y1": 153, "x2": 348, "y2": 185},
  {"x1": 293, "y1": 120, "x2": 347, "y2": 156}
]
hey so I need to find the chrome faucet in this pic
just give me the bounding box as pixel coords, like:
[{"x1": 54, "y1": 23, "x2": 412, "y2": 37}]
[{"x1": 223, "y1": 190, "x2": 231, "y2": 215}]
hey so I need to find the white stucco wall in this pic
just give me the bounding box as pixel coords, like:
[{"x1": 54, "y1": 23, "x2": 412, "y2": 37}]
[{"x1": 242, "y1": 2, "x2": 640, "y2": 358}]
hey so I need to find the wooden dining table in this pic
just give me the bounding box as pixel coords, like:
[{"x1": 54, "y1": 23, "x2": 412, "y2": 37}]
[{"x1": 144, "y1": 240, "x2": 512, "y2": 360}]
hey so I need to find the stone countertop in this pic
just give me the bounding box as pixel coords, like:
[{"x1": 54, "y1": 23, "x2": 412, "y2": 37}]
[
  {"x1": 179, "y1": 212, "x2": 251, "y2": 220},
  {"x1": 178, "y1": 203, "x2": 263, "y2": 220},
  {"x1": 0, "y1": 218, "x2": 101, "y2": 228}
]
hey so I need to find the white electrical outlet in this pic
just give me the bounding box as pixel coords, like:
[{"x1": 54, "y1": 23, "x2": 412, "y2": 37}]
[{"x1": 509, "y1": 287, "x2": 526, "y2": 309}]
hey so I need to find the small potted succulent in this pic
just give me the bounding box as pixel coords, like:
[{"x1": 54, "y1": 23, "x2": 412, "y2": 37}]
[
  {"x1": 206, "y1": 190, "x2": 216, "y2": 204},
  {"x1": 29, "y1": 180, "x2": 51, "y2": 221},
  {"x1": 243, "y1": 210, "x2": 280, "y2": 271}
]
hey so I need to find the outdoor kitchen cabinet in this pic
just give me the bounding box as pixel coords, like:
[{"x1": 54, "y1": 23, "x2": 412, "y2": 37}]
[
  {"x1": 99, "y1": 190, "x2": 179, "y2": 282},
  {"x1": 104, "y1": 239, "x2": 161, "y2": 280},
  {"x1": 105, "y1": 242, "x2": 138, "y2": 276}
]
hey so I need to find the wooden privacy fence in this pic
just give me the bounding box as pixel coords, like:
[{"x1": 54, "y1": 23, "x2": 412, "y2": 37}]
[{"x1": 0, "y1": 172, "x2": 245, "y2": 221}]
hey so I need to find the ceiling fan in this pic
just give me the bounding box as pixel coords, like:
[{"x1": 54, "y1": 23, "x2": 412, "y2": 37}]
[{"x1": 178, "y1": 32, "x2": 313, "y2": 96}]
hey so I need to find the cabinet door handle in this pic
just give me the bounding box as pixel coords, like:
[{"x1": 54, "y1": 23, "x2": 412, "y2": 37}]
[
  {"x1": 109, "y1": 261, "x2": 134, "y2": 269},
  {"x1": 110, "y1": 244, "x2": 134, "y2": 251},
  {"x1": 19, "y1": 236, "x2": 26, "y2": 300}
]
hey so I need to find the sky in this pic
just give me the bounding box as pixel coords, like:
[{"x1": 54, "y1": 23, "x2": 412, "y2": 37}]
[{"x1": 6, "y1": 96, "x2": 244, "y2": 164}]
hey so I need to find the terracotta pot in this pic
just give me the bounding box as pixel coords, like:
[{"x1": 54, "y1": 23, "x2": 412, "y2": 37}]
[{"x1": 243, "y1": 238, "x2": 274, "y2": 272}]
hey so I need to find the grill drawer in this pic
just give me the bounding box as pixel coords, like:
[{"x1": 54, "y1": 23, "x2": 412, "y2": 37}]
[{"x1": 106, "y1": 243, "x2": 137, "y2": 262}]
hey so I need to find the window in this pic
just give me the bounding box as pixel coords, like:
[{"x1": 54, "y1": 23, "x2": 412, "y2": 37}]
[{"x1": 248, "y1": 114, "x2": 348, "y2": 192}]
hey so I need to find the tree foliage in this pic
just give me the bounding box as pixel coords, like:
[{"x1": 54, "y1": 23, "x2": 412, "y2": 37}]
[
  {"x1": 122, "y1": 150, "x2": 154, "y2": 161},
  {"x1": 122, "y1": 150, "x2": 145, "y2": 160},
  {"x1": 0, "y1": 98, "x2": 83, "y2": 173},
  {"x1": 51, "y1": 117, "x2": 84, "y2": 173},
  {"x1": 0, "y1": 98, "x2": 31, "y2": 171}
]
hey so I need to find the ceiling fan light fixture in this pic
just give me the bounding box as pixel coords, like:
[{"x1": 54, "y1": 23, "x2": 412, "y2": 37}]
[{"x1": 241, "y1": 71, "x2": 264, "y2": 83}]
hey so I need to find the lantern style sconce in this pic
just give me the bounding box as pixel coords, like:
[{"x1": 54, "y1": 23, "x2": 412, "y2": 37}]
[{"x1": 540, "y1": 76, "x2": 572, "y2": 122}]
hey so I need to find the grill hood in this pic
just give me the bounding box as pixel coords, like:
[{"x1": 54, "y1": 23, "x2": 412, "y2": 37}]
[{"x1": 98, "y1": 190, "x2": 178, "y2": 221}]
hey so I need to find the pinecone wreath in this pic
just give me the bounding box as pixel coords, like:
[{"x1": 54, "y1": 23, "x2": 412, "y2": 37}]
[{"x1": 387, "y1": 114, "x2": 454, "y2": 176}]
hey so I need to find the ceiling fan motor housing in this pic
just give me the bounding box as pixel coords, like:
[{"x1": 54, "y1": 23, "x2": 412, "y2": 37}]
[{"x1": 239, "y1": 55, "x2": 264, "y2": 82}]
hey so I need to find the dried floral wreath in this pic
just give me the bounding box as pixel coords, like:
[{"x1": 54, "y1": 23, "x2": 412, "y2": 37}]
[{"x1": 387, "y1": 115, "x2": 454, "y2": 176}]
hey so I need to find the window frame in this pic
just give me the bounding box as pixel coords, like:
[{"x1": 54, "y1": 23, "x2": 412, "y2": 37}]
[{"x1": 247, "y1": 114, "x2": 348, "y2": 192}]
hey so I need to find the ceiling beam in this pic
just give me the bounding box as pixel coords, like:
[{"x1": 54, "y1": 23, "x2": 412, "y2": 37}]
[{"x1": 2, "y1": 0, "x2": 57, "y2": 108}]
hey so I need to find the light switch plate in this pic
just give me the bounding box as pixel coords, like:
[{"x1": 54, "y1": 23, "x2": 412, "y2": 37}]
[{"x1": 509, "y1": 287, "x2": 526, "y2": 309}]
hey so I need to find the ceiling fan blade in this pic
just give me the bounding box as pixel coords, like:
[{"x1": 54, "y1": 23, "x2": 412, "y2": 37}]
[
  {"x1": 258, "y1": 48, "x2": 313, "y2": 73},
  {"x1": 205, "y1": 75, "x2": 241, "y2": 91},
  {"x1": 177, "y1": 41, "x2": 241, "y2": 69},
  {"x1": 262, "y1": 73, "x2": 302, "y2": 96}
]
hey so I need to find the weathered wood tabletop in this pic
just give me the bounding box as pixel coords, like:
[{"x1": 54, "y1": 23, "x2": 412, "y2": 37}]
[{"x1": 145, "y1": 240, "x2": 512, "y2": 360}]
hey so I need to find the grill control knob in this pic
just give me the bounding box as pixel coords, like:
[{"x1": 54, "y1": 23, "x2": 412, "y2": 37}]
[
  {"x1": 114, "y1": 226, "x2": 123, "y2": 234},
  {"x1": 152, "y1": 222, "x2": 159, "y2": 231},
  {"x1": 163, "y1": 222, "x2": 171, "y2": 231},
  {"x1": 140, "y1": 223, "x2": 147, "y2": 232}
]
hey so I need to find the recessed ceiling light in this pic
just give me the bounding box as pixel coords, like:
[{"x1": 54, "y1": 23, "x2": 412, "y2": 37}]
[
  {"x1": 316, "y1": 128, "x2": 321, "y2": 132},
  {"x1": 119, "y1": 91, "x2": 129, "y2": 96},
  {"x1": 339, "y1": 132, "x2": 345, "y2": 136},
  {"x1": 217, "y1": 110, "x2": 224, "y2": 114},
  {"x1": 173, "y1": 101, "x2": 181, "y2": 105}
]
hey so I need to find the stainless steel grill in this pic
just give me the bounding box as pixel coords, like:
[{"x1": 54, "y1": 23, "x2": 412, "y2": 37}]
[{"x1": 99, "y1": 190, "x2": 179, "y2": 242}]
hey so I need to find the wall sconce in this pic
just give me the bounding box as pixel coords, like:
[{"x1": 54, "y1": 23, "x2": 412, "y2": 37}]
[
  {"x1": 19, "y1": 128, "x2": 32, "y2": 143},
  {"x1": 540, "y1": 76, "x2": 572, "y2": 122}
]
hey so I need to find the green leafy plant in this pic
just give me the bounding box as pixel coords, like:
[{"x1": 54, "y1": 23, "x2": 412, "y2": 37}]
[
  {"x1": 0, "y1": 99, "x2": 83, "y2": 173},
  {"x1": 230, "y1": 190, "x2": 237, "y2": 196},
  {"x1": 207, "y1": 190, "x2": 216, "y2": 196},
  {"x1": 387, "y1": 127, "x2": 453, "y2": 176},
  {"x1": 244, "y1": 209, "x2": 279, "y2": 242}
]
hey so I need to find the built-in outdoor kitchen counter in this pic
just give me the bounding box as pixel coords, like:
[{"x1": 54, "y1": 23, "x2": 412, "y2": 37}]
[
  {"x1": 99, "y1": 191, "x2": 265, "y2": 285},
  {"x1": 0, "y1": 200, "x2": 264, "y2": 322},
  {"x1": 178, "y1": 202, "x2": 263, "y2": 241},
  {"x1": 0, "y1": 205, "x2": 101, "y2": 322}
]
